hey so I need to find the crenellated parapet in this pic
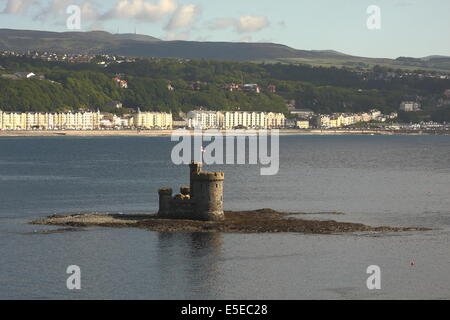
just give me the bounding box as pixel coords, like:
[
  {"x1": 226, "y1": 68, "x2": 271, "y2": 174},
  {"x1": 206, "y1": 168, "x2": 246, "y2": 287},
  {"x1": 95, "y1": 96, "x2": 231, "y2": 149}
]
[{"x1": 192, "y1": 172, "x2": 224, "y2": 181}]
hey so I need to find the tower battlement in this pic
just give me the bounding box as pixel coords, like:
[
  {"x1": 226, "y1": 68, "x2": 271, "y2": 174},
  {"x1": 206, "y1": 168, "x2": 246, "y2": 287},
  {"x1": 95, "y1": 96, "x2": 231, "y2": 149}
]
[
  {"x1": 157, "y1": 162, "x2": 224, "y2": 221},
  {"x1": 158, "y1": 188, "x2": 173, "y2": 195},
  {"x1": 192, "y1": 172, "x2": 225, "y2": 181}
]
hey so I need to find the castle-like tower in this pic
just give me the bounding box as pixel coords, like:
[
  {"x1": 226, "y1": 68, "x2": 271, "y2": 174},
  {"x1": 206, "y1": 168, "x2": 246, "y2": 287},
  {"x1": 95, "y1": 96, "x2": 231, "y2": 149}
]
[{"x1": 158, "y1": 162, "x2": 224, "y2": 221}]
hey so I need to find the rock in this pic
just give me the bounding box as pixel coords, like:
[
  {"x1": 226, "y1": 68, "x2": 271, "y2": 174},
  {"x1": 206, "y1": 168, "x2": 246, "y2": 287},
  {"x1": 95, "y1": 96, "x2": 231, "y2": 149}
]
[{"x1": 30, "y1": 209, "x2": 431, "y2": 235}]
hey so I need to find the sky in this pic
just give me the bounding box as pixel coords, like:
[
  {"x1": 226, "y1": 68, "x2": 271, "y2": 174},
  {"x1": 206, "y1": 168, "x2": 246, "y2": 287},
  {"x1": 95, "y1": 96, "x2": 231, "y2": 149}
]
[{"x1": 0, "y1": 0, "x2": 449, "y2": 58}]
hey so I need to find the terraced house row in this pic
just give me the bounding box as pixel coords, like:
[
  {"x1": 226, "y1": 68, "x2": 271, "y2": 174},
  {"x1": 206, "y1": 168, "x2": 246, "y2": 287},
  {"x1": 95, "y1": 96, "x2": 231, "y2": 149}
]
[
  {"x1": 0, "y1": 109, "x2": 174, "y2": 130},
  {"x1": 0, "y1": 110, "x2": 102, "y2": 130},
  {"x1": 187, "y1": 111, "x2": 286, "y2": 130}
]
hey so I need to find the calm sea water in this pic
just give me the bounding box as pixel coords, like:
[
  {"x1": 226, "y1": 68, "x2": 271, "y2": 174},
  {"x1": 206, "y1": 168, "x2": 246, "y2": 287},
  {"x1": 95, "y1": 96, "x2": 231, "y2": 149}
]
[{"x1": 0, "y1": 135, "x2": 449, "y2": 300}]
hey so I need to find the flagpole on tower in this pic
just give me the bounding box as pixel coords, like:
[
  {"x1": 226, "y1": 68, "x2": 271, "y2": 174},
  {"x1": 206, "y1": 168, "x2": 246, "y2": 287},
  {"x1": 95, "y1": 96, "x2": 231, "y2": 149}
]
[{"x1": 201, "y1": 145, "x2": 205, "y2": 164}]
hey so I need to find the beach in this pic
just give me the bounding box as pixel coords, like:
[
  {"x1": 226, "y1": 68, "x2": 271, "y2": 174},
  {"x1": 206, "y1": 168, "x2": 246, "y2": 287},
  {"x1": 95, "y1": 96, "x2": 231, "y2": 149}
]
[{"x1": 1, "y1": 129, "x2": 447, "y2": 137}]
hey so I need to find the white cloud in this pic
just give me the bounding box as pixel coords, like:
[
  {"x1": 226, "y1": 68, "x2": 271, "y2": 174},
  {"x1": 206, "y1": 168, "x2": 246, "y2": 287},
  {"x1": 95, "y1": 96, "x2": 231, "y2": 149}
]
[
  {"x1": 88, "y1": 20, "x2": 104, "y2": 31},
  {"x1": 236, "y1": 15, "x2": 269, "y2": 33},
  {"x1": 102, "y1": 0, "x2": 177, "y2": 21},
  {"x1": 257, "y1": 38, "x2": 273, "y2": 43},
  {"x1": 2, "y1": 0, "x2": 270, "y2": 40},
  {"x1": 209, "y1": 15, "x2": 270, "y2": 34},
  {"x1": 77, "y1": 1, "x2": 100, "y2": 21},
  {"x1": 2, "y1": 0, "x2": 35, "y2": 14},
  {"x1": 32, "y1": 0, "x2": 100, "y2": 24},
  {"x1": 165, "y1": 4, "x2": 200, "y2": 30},
  {"x1": 235, "y1": 36, "x2": 252, "y2": 43},
  {"x1": 42, "y1": 0, "x2": 71, "y2": 16},
  {"x1": 2, "y1": 0, "x2": 177, "y2": 22},
  {"x1": 164, "y1": 31, "x2": 189, "y2": 40}
]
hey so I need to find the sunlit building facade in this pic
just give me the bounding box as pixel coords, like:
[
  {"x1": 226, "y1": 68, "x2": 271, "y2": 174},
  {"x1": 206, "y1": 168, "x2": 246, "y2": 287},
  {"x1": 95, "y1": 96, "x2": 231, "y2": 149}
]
[
  {"x1": 188, "y1": 110, "x2": 286, "y2": 129},
  {"x1": 0, "y1": 110, "x2": 101, "y2": 130},
  {"x1": 134, "y1": 109, "x2": 173, "y2": 129}
]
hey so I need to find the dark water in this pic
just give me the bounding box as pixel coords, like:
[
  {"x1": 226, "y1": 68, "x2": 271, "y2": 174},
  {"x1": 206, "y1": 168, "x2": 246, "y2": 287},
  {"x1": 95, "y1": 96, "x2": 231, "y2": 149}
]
[{"x1": 0, "y1": 135, "x2": 449, "y2": 299}]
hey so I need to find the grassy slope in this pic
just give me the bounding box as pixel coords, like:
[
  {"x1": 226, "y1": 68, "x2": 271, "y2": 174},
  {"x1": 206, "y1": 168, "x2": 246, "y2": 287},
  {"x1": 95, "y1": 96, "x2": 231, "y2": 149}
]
[
  {"x1": 275, "y1": 57, "x2": 450, "y2": 72},
  {"x1": 1, "y1": 29, "x2": 449, "y2": 72}
]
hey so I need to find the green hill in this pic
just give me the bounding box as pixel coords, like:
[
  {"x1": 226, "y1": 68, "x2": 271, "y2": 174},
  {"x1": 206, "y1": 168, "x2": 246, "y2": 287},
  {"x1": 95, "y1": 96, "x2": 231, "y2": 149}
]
[
  {"x1": 1, "y1": 55, "x2": 450, "y2": 122},
  {"x1": 0, "y1": 28, "x2": 354, "y2": 61},
  {"x1": 1, "y1": 29, "x2": 450, "y2": 71}
]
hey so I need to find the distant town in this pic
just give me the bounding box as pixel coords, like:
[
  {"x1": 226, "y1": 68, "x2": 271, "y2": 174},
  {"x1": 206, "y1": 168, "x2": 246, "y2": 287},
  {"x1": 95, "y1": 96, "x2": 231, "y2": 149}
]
[
  {"x1": 0, "y1": 50, "x2": 137, "y2": 66},
  {"x1": 1, "y1": 107, "x2": 449, "y2": 132},
  {"x1": 2, "y1": 50, "x2": 450, "y2": 81},
  {"x1": 1, "y1": 50, "x2": 450, "y2": 133}
]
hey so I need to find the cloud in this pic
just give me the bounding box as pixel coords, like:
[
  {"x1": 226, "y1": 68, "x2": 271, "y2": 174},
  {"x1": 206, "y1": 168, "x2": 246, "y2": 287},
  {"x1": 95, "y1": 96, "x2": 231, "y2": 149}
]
[
  {"x1": 32, "y1": 0, "x2": 100, "y2": 24},
  {"x1": 80, "y1": 1, "x2": 100, "y2": 20},
  {"x1": 2, "y1": 0, "x2": 35, "y2": 14},
  {"x1": 165, "y1": 4, "x2": 200, "y2": 30},
  {"x1": 40, "y1": 0, "x2": 71, "y2": 16},
  {"x1": 257, "y1": 38, "x2": 273, "y2": 43},
  {"x1": 2, "y1": 0, "x2": 178, "y2": 22},
  {"x1": 235, "y1": 36, "x2": 253, "y2": 43},
  {"x1": 236, "y1": 15, "x2": 269, "y2": 33},
  {"x1": 88, "y1": 20, "x2": 104, "y2": 31},
  {"x1": 164, "y1": 31, "x2": 189, "y2": 40},
  {"x1": 209, "y1": 15, "x2": 270, "y2": 34},
  {"x1": 101, "y1": 0, "x2": 177, "y2": 21}
]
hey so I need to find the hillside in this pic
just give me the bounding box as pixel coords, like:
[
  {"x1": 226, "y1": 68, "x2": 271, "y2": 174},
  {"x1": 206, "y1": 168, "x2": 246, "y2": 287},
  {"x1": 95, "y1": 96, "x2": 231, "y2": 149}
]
[
  {"x1": 0, "y1": 28, "x2": 349, "y2": 60},
  {"x1": 1, "y1": 29, "x2": 450, "y2": 71},
  {"x1": 1, "y1": 54, "x2": 449, "y2": 123}
]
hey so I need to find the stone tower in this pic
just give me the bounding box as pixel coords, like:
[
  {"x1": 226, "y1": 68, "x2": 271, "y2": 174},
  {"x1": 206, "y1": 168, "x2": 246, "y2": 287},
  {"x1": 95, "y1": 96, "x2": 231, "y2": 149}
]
[
  {"x1": 189, "y1": 162, "x2": 203, "y2": 198},
  {"x1": 157, "y1": 162, "x2": 224, "y2": 221},
  {"x1": 158, "y1": 188, "x2": 173, "y2": 217},
  {"x1": 191, "y1": 171, "x2": 225, "y2": 221}
]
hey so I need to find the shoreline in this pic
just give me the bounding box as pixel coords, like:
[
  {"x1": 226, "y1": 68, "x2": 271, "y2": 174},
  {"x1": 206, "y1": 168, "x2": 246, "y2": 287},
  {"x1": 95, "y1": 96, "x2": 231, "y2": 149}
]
[
  {"x1": 1, "y1": 129, "x2": 449, "y2": 137},
  {"x1": 31, "y1": 209, "x2": 429, "y2": 234}
]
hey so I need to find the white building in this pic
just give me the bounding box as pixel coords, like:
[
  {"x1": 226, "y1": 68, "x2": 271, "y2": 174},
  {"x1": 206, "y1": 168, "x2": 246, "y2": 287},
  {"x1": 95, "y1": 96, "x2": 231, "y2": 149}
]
[
  {"x1": 54, "y1": 111, "x2": 101, "y2": 130},
  {"x1": 14, "y1": 72, "x2": 36, "y2": 79},
  {"x1": 296, "y1": 121, "x2": 310, "y2": 129},
  {"x1": 0, "y1": 110, "x2": 101, "y2": 130},
  {"x1": 187, "y1": 110, "x2": 286, "y2": 129},
  {"x1": 266, "y1": 112, "x2": 286, "y2": 128},
  {"x1": 223, "y1": 111, "x2": 267, "y2": 129},
  {"x1": 290, "y1": 108, "x2": 315, "y2": 118},
  {"x1": 134, "y1": 109, "x2": 173, "y2": 129},
  {"x1": 316, "y1": 115, "x2": 331, "y2": 128},
  {"x1": 187, "y1": 111, "x2": 223, "y2": 129},
  {"x1": 0, "y1": 110, "x2": 26, "y2": 130},
  {"x1": 400, "y1": 101, "x2": 421, "y2": 112}
]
